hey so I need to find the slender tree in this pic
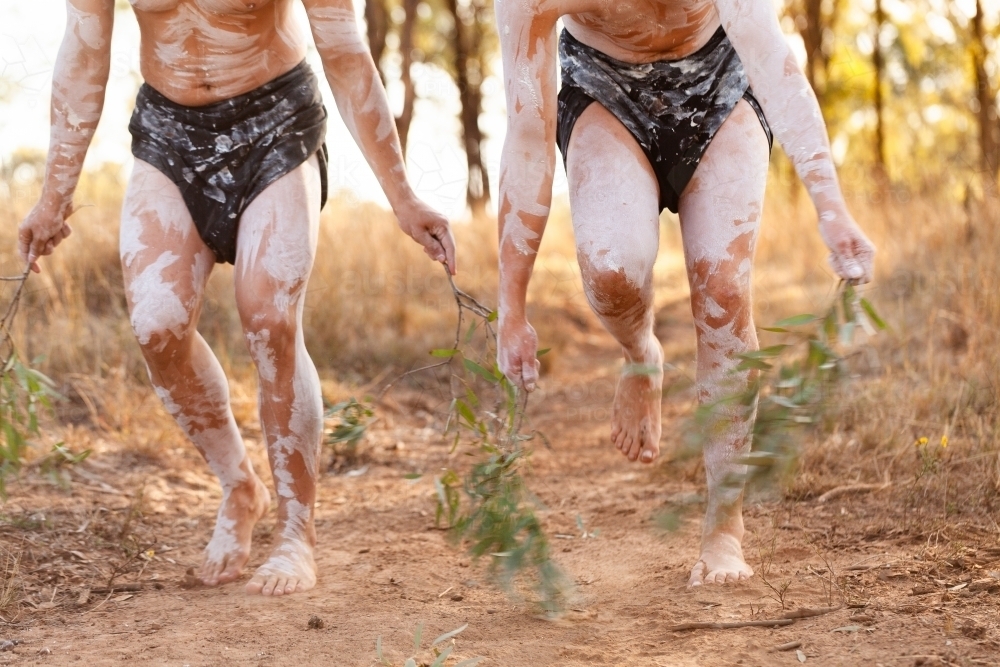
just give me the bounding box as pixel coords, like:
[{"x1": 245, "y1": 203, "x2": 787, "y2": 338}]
[
  {"x1": 872, "y1": 0, "x2": 888, "y2": 181},
  {"x1": 444, "y1": 0, "x2": 492, "y2": 216},
  {"x1": 972, "y1": 0, "x2": 999, "y2": 190}
]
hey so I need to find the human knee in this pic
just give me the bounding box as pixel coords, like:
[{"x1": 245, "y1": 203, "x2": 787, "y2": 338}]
[
  {"x1": 692, "y1": 272, "x2": 751, "y2": 324},
  {"x1": 580, "y1": 262, "x2": 652, "y2": 324},
  {"x1": 240, "y1": 302, "x2": 298, "y2": 376},
  {"x1": 128, "y1": 291, "x2": 197, "y2": 357}
]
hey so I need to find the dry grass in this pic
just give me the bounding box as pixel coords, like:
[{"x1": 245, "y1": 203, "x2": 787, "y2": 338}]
[
  {"x1": 1, "y1": 163, "x2": 999, "y2": 523},
  {"x1": 0, "y1": 545, "x2": 23, "y2": 622}
]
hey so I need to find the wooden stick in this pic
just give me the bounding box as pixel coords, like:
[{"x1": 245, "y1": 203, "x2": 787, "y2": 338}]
[
  {"x1": 781, "y1": 605, "x2": 842, "y2": 619},
  {"x1": 89, "y1": 583, "x2": 143, "y2": 594},
  {"x1": 817, "y1": 482, "x2": 890, "y2": 503},
  {"x1": 666, "y1": 618, "x2": 794, "y2": 632}
]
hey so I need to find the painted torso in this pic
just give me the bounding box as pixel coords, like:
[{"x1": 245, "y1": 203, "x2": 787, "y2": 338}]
[
  {"x1": 129, "y1": 0, "x2": 307, "y2": 106},
  {"x1": 562, "y1": 0, "x2": 721, "y2": 63}
]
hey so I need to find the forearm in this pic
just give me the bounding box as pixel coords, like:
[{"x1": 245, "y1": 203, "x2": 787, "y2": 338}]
[
  {"x1": 719, "y1": 0, "x2": 848, "y2": 218},
  {"x1": 497, "y1": 133, "x2": 554, "y2": 321},
  {"x1": 41, "y1": 22, "x2": 111, "y2": 213},
  {"x1": 322, "y1": 53, "x2": 416, "y2": 209}
]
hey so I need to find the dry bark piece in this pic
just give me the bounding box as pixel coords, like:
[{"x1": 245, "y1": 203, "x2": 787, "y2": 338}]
[
  {"x1": 774, "y1": 640, "x2": 802, "y2": 651},
  {"x1": 180, "y1": 568, "x2": 202, "y2": 589},
  {"x1": 781, "y1": 606, "x2": 842, "y2": 620}
]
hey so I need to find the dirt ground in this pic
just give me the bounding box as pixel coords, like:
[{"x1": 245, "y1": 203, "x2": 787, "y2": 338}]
[{"x1": 1, "y1": 303, "x2": 999, "y2": 667}]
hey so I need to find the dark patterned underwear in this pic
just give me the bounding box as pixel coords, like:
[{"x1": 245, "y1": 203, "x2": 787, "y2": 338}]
[
  {"x1": 129, "y1": 60, "x2": 329, "y2": 264},
  {"x1": 556, "y1": 27, "x2": 772, "y2": 214}
]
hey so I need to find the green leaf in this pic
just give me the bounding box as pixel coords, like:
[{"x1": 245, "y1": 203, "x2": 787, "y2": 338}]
[
  {"x1": 463, "y1": 358, "x2": 499, "y2": 384},
  {"x1": 431, "y1": 348, "x2": 460, "y2": 358},
  {"x1": 413, "y1": 623, "x2": 424, "y2": 653},
  {"x1": 740, "y1": 345, "x2": 788, "y2": 360},
  {"x1": 859, "y1": 298, "x2": 887, "y2": 330},
  {"x1": 536, "y1": 348, "x2": 552, "y2": 357},
  {"x1": 487, "y1": 310, "x2": 498, "y2": 322},
  {"x1": 432, "y1": 623, "x2": 469, "y2": 646},
  {"x1": 455, "y1": 400, "x2": 477, "y2": 427},
  {"x1": 736, "y1": 358, "x2": 773, "y2": 371},
  {"x1": 774, "y1": 314, "x2": 819, "y2": 328},
  {"x1": 429, "y1": 645, "x2": 454, "y2": 667},
  {"x1": 403, "y1": 473, "x2": 423, "y2": 480}
]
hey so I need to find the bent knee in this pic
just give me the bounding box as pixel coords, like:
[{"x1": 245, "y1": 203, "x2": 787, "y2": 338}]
[
  {"x1": 128, "y1": 293, "x2": 196, "y2": 355},
  {"x1": 580, "y1": 263, "x2": 652, "y2": 321}
]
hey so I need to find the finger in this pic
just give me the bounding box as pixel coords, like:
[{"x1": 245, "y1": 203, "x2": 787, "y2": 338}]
[
  {"x1": 521, "y1": 359, "x2": 539, "y2": 392},
  {"x1": 61, "y1": 223, "x2": 73, "y2": 240},
  {"x1": 437, "y1": 226, "x2": 457, "y2": 276},
  {"x1": 417, "y1": 229, "x2": 448, "y2": 266},
  {"x1": 30, "y1": 237, "x2": 50, "y2": 265},
  {"x1": 18, "y1": 229, "x2": 31, "y2": 264}
]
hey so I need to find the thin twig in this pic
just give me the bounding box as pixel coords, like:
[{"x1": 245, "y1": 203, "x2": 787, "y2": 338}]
[
  {"x1": 817, "y1": 482, "x2": 891, "y2": 503},
  {"x1": 666, "y1": 618, "x2": 795, "y2": 632}
]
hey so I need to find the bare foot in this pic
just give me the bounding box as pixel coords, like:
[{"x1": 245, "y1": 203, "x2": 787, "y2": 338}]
[
  {"x1": 611, "y1": 338, "x2": 663, "y2": 463},
  {"x1": 245, "y1": 538, "x2": 317, "y2": 596},
  {"x1": 687, "y1": 532, "x2": 753, "y2": 587},
  {"x1": 199, "y1": 476, "x2": 271, "y2": 586}
]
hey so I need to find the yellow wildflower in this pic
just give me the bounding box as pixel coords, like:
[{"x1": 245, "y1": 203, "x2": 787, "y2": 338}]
[
  {"x1": 915, "y1": 437, "x2": 928, "y2": 447},
  {"x1": 940, "y1": 436, "x2": 948, "y2": 448}
]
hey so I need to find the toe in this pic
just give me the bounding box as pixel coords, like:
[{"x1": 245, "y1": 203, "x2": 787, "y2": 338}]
[
  {"x1": 245, "y1": 578, "x2": 264, "y2": 595},
  {"x1": 687, "y1": 561, "x2": 706, "y2": 588},
  {"x1": 626, "y1": 434, "x2": 642, "y2": 461}
]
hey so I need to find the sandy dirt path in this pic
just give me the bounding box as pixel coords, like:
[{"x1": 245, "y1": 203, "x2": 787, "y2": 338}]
[{"x1": 2, "y1": 315, "x2": 999, "y2": 666}]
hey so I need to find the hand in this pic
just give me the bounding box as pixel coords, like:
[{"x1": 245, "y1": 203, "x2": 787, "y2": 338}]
[
  {"x1": 395, "y1": 198, "x2": 457, "y2": 275},
  {"x1": 498, "y1": 316, "x2": 540, "y2": 392},
  {"x1": 818, "y1": 210, "x2": 875, "y2": 284},
  {"x1": 18, "y1": 198, "x2": 73, "y2": 273}
]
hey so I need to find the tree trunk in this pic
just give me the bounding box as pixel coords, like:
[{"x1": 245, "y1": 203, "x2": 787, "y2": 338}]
[
  {"x1": 973, "y1": 0, "x2": 999, "y2": 191},
  {"x1": 365, "y1": 0, "x2": 389, "y2": 86},
  {"x1": 445, "y1": 0, "x2": 491, "y2": 217},
  {"x1": 872, "y1": 0, "x2": 888, "y2": 182},
  {"x1": 395, "y1": 0, "x2": 418, "y2": 155},
  {"x1": 799, "y1": 0, "x2": 825, "y2": 103}
]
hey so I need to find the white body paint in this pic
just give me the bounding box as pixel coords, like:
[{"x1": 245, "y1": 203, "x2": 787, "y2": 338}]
[
  {"x1": 23, "y1": 0, "x2": 451, "y2": 598},
  {"x1": 494, "y1": 0, "x2": 876, "y2": 588}
]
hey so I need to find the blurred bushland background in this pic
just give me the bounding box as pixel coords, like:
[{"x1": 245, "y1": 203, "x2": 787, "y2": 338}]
[{"x1": 1, "y1": 0, "x2": 1000, "y2": 515}]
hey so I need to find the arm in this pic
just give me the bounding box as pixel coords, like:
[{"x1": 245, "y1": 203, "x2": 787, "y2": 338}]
[
  {"x1": 494, "y1": 0, "x2": 560, "y2": 391},
  {"x1": 18, "y1": 0, "x2": 114, "y2": 272},
  {"x1": 301, "y1": 0, "x2": 455, "y2": 273},
  {"x1": 715, "y1": 0, "x2": 875, "y2": 282}
]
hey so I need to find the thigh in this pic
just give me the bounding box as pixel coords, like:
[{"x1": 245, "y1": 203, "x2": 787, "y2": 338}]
[
  {"x1": 566, "y1": 103, "x2": 661, "y2": 287},
  {"x1": 120, "y1": 160, "x2": 215, "y2": 344},
  {"x1": 234, "y1": 155, "x2": 322, "y2": 317},
  {"x1": 677, "y1": 99, "x2": 770, "y2": 274}
]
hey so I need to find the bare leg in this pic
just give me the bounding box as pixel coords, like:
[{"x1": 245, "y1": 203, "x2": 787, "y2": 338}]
[
  {"x1": 567, "y1": 103, "x2": 664, "y2": 464},
  {"x1": 236, "y1": 156, "x2": 323, "y2": 597},
  {"x1": 121, "y1": 160, "x2": 270, "y2": 587},
  {"x1": 679, "y1": 100, "x2": 769, "y2": 587}
]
